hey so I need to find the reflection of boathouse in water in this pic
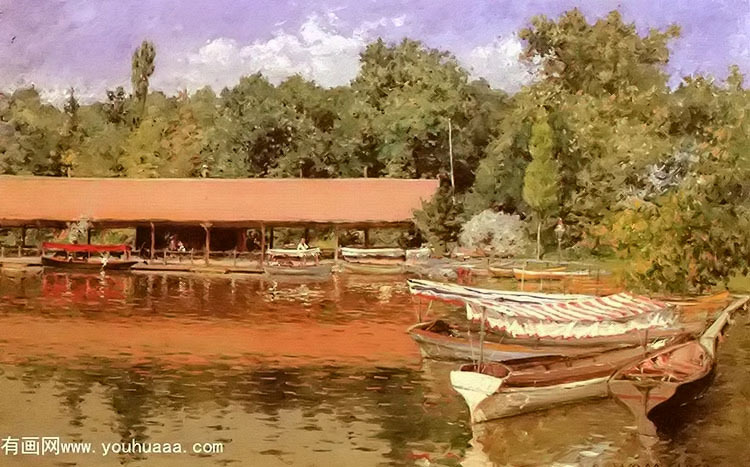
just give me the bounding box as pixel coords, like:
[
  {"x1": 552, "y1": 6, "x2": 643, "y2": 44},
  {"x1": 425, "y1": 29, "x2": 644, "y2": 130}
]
[{"x1": 0, "y1": 176, "x2": 438, "y2": 264}]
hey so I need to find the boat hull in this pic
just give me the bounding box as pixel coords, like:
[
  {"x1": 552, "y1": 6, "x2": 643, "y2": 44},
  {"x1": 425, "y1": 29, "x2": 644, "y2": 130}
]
[
  {"x1": 451, "y1": 370, "x2": 610, "y2": 423},
  {"x1": 513, "y1": 268, "x2": 590, "y2": 280},
  {"x1": 339, "y1": 261, "x2": 403, "y2": 275},
  {"x1": 407, "y1": 322, "x2": 629, "y2": 362},
  {"x1": 263, "y1": 264, "x2": 332, "y2": 277},
  {"x1": 42, "y1": 256, "x2": 138, "y2": 271}
]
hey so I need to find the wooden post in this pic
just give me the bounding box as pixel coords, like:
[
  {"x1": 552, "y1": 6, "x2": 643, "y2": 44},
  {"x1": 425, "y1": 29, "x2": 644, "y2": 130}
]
[
  {"x1": 233, "y1": 249, "x2": 237, "y2": 267},
  {"x1": 364, "y1": 228, "x2": 370, "y2": 248},
  {"x1": 190, "y1": 249, "x2": 194, "y2": 265},
  {"x1": 260, "y1": 224, "x2": 266, "y2": 266},
  {"x1": 333, "y1": 227, "x2": 339, "y2": 262},
  {"x1": 478, "y1": 304, "x2": 487, "y2": 371},
  {"x1": 202, "y1": 223, "x2": 212, "y2": 266},
  {"x1": 304, "y1": 227, "x2": 310, "y2": 243},
  {"x1": 86, "y1": 227, "x2": 92, "y2": 245},
  {"x1": 20, "y1": 226, "x2": 27, "y2": 249},
  {"x1": 268, "y1": 226, "x2": 274, "y2": 249},
  {"x1": 163, "y1": 249, "x2": 167, "y2": 265},
  {"x1": 150, "y1": 222, "x2": 155, "y2": 261},
  {"x1": 1, "y1": 246, "x2": 4, "y2": 258}
]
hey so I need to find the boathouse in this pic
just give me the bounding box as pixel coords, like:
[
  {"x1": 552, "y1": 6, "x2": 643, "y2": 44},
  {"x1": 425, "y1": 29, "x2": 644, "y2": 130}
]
[{"x1": 0, "y1": 176, "x2": 439, "y2": 263}]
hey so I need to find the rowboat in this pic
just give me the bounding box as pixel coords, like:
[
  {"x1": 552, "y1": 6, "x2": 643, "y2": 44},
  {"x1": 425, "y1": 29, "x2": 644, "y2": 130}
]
[
  {"x1": 450, "y1": 336, "x2": 686, "y2": 423},
  {"x1": 41, "y1": 242, "x2": 139, "y2": 271},
  {"x1": 340, "y1": 247, "x2": 405, "y2": 261},
  {"x1": 264, "y1": 248, "x2": 331, "y2": 277},
  {"x1": 338, "y1": 261, "x2": 403, "y2": 275},
  {"x1": 609, "y1": 296, "x2": 750, "y2": 436},
  {"x1": 407, "y1": 279, "x2": 591, "y2": 306},
  {"x1": 488, "y1": 264, "x2": 515, "y2": 278},
  {"x1": 407, "y1": 320, "x2": 629, "y2": 362},
  {"x1": 405, "y1": 247, "x2": 431, "y2": 262},
  {"x1": 513, "y1": 268, "x2": 590, "y2": 280}
]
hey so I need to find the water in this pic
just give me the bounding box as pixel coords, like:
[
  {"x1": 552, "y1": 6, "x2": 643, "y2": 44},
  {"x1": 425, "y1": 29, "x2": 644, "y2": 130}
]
[{"x1": 0, "y1": 270, "x2": 747, "y2": 466}]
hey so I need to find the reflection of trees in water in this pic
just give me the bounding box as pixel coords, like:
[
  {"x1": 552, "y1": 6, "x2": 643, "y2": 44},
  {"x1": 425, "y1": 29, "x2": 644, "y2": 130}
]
[{"x1": 12, "y1": 359, "x2": 469, "y2": 464}]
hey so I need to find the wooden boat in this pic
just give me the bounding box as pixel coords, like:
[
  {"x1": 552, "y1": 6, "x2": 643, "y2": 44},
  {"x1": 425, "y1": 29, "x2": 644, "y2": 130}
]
[
  {"x1": 608, "y1": 296, "x2": 749, "y2": 436},
  {"x1": 340, "y1": 247, "x2": 405, "y2": 262},
  {"x1": 488, "y1": 264, "x2": 515, "y2": 278},
  {"x1": 339, "y1": 261, "x2": 403, "y2": 275},
  {"x1": 513, "y1": 268, "x2": 590, "y2": 280},
  {"x1": 264, "y1": 248, "x2": 331, "y2": 277},
  {"x1": 408, "y1": 320, "x2": 630, "y2": 362},
  {"x1": 41, "y1": 242, "x2": 139, "y2": 270},
  {"x1": 405, "y1": 247, "x2": 431, "y2": 262},
  {"x1": 450, "y1": 336, "x2": 687, "y2": 423},
  {"x1": 263, "y1": 263, "x2": 332, "y2": 276},
  {"x1": 408, "y1": 318, "x2": 703, "y2": 363}
]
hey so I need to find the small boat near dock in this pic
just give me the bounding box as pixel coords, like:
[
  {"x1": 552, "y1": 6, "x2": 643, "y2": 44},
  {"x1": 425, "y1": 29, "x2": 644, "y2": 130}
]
[
  {"x1": 608, "y1": 295, "x2": 750, "y2": 436},
  {"x1": 264, "y1": 248, "x2": 332, "y2": 277},
  {"x1": 41, "y1": 242, "x2": 139, "y2": 271}
]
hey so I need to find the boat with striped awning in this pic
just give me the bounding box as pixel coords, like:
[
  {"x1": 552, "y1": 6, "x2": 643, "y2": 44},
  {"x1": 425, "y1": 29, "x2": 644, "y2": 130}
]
[
  {"x1": 465, "y1": 293, "x2": 676, "y2": 341},
  {"x1": 407, "y1": 279, "x2": 590, "y2": 305}
]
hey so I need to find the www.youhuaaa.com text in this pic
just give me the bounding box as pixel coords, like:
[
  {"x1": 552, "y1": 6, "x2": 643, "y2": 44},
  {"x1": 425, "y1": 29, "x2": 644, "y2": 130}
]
[{"x1": 0, "y1": 437, "x2": 224, "y2": 456}]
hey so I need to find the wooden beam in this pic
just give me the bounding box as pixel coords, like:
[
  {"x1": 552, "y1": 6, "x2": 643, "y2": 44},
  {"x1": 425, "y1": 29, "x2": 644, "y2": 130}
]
[
  {"x1": 260, "y1": 224, "x2": 266, "y2": 266},
  {"x1": 333, "y1": 227, "x2": 339, "y2": 262},
  {"x1": 202, "y1": 223, "x2": 212, "y2": 266},
  {"x1": 150, "y1": 222, "x2": 155, "y2": 260}
]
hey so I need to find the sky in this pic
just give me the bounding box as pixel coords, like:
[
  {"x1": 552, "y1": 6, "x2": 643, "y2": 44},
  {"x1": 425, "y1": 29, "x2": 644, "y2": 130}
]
[{"x1": 0, "y1": 0, "x2": 748, "y2": 104}]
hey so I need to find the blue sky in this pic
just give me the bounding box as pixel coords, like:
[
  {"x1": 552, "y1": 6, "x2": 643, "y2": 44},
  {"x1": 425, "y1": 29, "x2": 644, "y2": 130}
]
[{"x1": 1, "y1": 0, "x2": 748, "y2": 104}]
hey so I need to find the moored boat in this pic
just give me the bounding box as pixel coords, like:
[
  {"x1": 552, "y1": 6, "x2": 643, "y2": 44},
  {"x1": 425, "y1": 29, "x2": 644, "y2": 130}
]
[
  {"x1": 407, "y1": 320, "x2": 630, "y2": 362},
  {"x1": 513, "y1": 268, "x2": 590, "y2": 280},
  {"x1": 450, "y1": 336, "x2": 686, "y2": 423},
  {"x1": 264, "y1": 248, "x2": 331, "y2": 277},
  {"x1": 608, "y1": 295, "x2": 750, "y2": 436},
  {"x1": 41, "y1": 242, "x2": 139, "y2": 270},
  {"x1": 338, "y1": 261, "x2": 403, "y2": 275}
]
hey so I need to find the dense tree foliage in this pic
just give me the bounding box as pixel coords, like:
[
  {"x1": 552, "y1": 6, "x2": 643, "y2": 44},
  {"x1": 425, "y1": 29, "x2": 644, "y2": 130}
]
[{"x1": 0, "y1": 9, "x2": 748, "y2": 292}]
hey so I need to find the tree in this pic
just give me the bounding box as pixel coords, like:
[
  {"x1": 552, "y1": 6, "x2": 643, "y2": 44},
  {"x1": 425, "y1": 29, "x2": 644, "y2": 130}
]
[
  {"x1": 413, "y1": 186, "x2": 464, "y2": 255},
  {"x1": 522, "y1": 117, "x2": 559, "y2": 259},
  {"x1": 352, "y1": 39, "x2": 487, "y2": 188},
  {"x1": 131, "y1": 41, "x2": 156, "y2": 117}
]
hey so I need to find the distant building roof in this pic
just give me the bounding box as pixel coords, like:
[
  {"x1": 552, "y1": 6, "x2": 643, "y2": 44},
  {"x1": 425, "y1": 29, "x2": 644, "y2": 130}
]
[{"x1": 0, "y1": 176, "x2": 439, "y2": 227}]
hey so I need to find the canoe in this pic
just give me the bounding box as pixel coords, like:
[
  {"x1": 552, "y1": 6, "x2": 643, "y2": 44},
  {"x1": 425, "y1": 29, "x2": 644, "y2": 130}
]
[
  {"x1": 488, "y1": 266, "x2": 515, "y2": 278},
  {"x1": 450, "y1": 335, "x2": 689, "y2": 423},
  {"x1": 340, "y1": 247, "x2": 405, "y2": 259},
  {"x1": 513, "y1": 268, "x2": 590, "y2": 280},
  {"x1": 263, "y1": 263, "x2": 332, "y2": 277},
  {"x1": 339, "y1": 261, "x2": 403, "y2": 275},
  {"x1": 407, "y1": 320, "x2": 630, "y2": 362},
  {"x1": 41, "y1": 255, "x2": 139, "y2": 271},
  {"x1": 609, "y1": 295, "x2": 750, "y2": 436},
  {"x1": 451, "y1": 369, "x2": 610, "y2": 423}
]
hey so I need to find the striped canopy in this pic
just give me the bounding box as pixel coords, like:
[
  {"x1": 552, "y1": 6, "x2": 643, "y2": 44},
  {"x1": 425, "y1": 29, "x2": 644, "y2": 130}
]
[
  {"x1": 407, "y1": 279, "x2": 590, "y2": 305},
  {"x1": 466, "y1": 293, "x2": 676, "y2": 339}
]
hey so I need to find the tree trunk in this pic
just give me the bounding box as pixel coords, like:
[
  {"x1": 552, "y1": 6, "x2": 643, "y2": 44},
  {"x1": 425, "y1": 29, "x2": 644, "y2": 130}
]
[{"x1": 536, "y1": 220, "x2": 542, "y2": 260}]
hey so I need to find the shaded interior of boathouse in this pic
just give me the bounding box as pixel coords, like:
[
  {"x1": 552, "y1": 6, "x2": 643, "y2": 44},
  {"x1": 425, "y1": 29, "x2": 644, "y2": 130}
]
[{"x1": 0, "y1": 176, "x2": 439, "y2": 264}]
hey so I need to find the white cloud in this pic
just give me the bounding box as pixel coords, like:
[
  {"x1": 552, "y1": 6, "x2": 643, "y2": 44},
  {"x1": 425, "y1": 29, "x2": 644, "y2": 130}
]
[
  {"x1": 157, "y1": 14, "x2": 374, "y2": 93},
  {"x1": 461, "y1": 36, "x2": 537, "y2": 92}
]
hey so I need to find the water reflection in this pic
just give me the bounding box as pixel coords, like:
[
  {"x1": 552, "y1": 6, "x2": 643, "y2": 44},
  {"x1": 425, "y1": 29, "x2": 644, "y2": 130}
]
[{"x1": 0, "y1": 270, "x2": 748, "y2": 466}]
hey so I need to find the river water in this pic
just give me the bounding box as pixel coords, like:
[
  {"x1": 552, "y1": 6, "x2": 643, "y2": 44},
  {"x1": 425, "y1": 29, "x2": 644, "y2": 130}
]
[{"x1": 0, "y1": 270, "x2": 747, "y2": 466}]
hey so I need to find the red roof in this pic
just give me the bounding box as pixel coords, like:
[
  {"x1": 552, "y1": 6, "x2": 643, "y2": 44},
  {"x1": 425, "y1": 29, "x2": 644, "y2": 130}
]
[{"x1": 0, "y1": 176, "x2": 439, "y2": 226}]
